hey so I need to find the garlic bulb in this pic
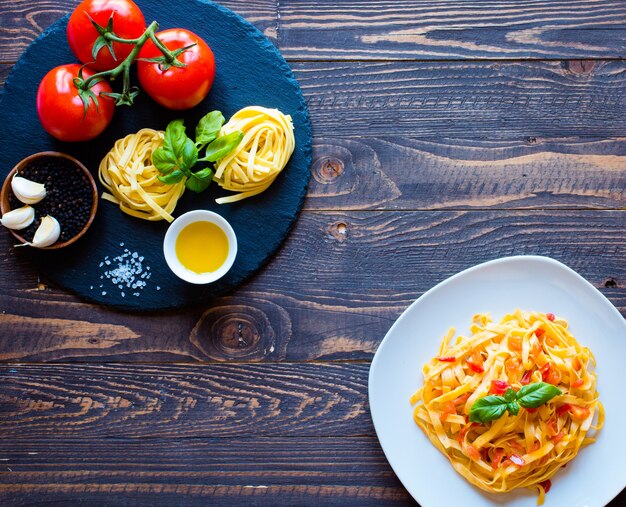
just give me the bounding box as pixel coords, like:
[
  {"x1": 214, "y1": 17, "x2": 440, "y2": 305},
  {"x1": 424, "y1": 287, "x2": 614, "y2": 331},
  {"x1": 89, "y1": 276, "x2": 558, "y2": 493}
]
[
  {"x1": 17, "y1": 215, "x2": 61, "y2": 248},
  {"x1": 0, "y1": 205, "x2": 35, "y2": 230},
  {"x1": 11, "y1": 174, "x2": 46, "y2": 204}
]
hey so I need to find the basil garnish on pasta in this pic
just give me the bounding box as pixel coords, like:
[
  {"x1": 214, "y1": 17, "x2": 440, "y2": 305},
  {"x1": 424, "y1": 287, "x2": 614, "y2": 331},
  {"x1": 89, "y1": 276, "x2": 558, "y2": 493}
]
[{"x1": 470, "y1": 382, "x2": 562, "y2": 423}]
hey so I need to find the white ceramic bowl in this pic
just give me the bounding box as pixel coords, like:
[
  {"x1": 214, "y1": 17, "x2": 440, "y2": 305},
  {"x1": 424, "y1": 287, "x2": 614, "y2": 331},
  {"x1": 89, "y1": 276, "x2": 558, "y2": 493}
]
[{"x1": 163, "y1": 210, "x2": 237, "y2": 284}]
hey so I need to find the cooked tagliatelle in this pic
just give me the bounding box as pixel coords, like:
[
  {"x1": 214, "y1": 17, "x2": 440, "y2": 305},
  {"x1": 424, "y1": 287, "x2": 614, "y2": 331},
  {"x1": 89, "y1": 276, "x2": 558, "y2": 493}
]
[
  {"x1": 213, "y1": 106, "x2": 295, "y2": 204},
  {"x1": 410, "y1": 311, "x2": 603, "y2": 505},
  {"x1": 99, "y1": 128, "x2": 186, "y2": 222}
]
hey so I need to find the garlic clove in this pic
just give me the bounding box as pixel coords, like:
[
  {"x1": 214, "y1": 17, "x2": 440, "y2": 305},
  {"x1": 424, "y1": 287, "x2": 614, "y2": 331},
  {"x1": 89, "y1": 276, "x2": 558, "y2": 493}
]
[
  {"x1": 0, "y1": 205, "x2": 35, "y2": 230},
  {"x1": 17, "y1": 215, "x2": 61, "y2": 248},
  {"x1": 11, "y1": 174, "x2": 46, "y2": 204}
]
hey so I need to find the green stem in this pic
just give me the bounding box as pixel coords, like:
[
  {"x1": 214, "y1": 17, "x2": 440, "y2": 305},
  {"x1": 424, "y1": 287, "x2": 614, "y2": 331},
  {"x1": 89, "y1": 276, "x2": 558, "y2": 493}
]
[
  {"x1": 81, "y1": 20, "x2": 160, "y2": 90},
  {"x1": 149, "y1": 31, "x2": 177, "y2": 64},
  {"x1": 76, "y1": 18, "x2": 192, "y2": 107}
]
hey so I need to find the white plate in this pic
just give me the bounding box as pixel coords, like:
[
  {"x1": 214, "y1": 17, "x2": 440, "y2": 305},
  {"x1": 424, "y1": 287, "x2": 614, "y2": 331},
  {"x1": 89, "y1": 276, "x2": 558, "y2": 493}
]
[{"x1": 369, "y1": 256, "x2": 626, "y2": 507}]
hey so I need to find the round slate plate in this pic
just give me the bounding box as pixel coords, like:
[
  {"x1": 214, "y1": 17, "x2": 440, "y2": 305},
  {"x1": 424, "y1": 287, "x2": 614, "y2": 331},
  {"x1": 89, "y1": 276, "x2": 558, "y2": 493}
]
[{"x1": 0, "y1": 0, "x2": 311, "y2": 311}]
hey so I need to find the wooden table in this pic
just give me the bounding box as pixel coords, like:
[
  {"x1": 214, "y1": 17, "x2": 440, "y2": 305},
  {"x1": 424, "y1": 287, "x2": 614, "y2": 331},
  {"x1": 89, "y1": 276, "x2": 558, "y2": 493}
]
[{"x1": 0, "y1": 1, "x2": 624, "y2": 505}]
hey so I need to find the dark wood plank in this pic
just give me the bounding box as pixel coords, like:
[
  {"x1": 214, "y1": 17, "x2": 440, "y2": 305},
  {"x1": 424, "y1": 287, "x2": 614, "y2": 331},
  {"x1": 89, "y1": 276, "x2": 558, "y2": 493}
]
[
  {"x1": 0, "y1": 438, "x2": 410, "y2": 506},
  {"x1": 307, "y1": 137, "x2": 626, "y2": 210},
  {"x1": 297, "y1": 60, "x2": 626, "y2": 140},
  {"x1": 278, "y1": 0, "x2": 626, "y2": 60},
  {"x1": 2, "y1": 1, "x2": 626, "y2": 62},
  {"x1": 0, "y1": 0, "x2": 278, "y2": 63},
  {"x1": 0, "y1": 363, "x2": 370, "y2": 437},
  {"x1": 0, "y1": 210, "x2": 623, "y2": 362}
]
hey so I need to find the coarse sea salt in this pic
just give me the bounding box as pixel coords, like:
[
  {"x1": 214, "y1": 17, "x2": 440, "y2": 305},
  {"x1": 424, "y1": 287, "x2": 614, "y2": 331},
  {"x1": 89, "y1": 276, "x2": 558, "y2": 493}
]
[{"x1": 91, "y1": 246, "x2": 155, "y2": 299}]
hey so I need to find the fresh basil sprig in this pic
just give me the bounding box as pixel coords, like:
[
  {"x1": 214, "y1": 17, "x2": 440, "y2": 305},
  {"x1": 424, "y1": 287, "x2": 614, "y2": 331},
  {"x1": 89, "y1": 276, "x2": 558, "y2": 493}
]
[
  {"x1": 195, "y1": 110, "x2": 225, "y2": 145},
  {"x1": 469, "y1": 382, "x2": 562, "y2": 424},
  {"x1": 152, "y1": 112, "x2": 242, "y2": 193}
]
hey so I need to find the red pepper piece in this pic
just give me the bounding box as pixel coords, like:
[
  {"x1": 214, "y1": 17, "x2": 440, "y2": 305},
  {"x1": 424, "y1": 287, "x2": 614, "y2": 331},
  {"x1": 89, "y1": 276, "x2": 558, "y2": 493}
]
[
  {"x1": 546, "y1": 313, "x2": 556, "y2": 321},
  {"x1": 466, "y1": 360, "x2": 484, "y2": 373},
  {"x1": 520, "y1": 370, "x2": 532, "y2": 385},
  {"x1": 556, "y1": 404, "x2": 572, "y2": 417},
  {"x1": 492, "y1": 448, "x2": 504, "y2": 469},
  {"x1": 436, "y1": 356, "x2": 456, "y2": 362},
  {"x1": 540, "y1": 362, "x2": 551, "y2": 382},
  {"x1": 490, "y1": 380, "x2": 510, "y2": 395},
  {"x1": 539, "y1": 479, "x2": 552, "y2": 494},
  {"x1": 571, "y1": 378, "x2": 584, "y2": 388},
  {"x1": 569, "y1": 405, "x2": 591, "y2": 420},
  {"x1": 535, "y1": 328, "x2": 545, "y2": 337}
]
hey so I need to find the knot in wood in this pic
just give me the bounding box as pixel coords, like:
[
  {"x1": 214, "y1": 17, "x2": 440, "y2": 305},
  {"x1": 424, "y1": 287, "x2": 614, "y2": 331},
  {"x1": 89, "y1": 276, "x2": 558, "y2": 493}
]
[
  {"x1": 313, "y1": 157, "x2": 344, "y2": 184},
  {"x1": 190, "y1": 305, "x2": 277, "y2": 361},
  {"x1": 218, "y1": 316, "x2": 259, "y2": 351},
  {"x1": 566, "y1": 60, "x2": 596, "y2": 75},
  {"x1": 328, "y1": 221, "x2": 349, "y2": 242}
]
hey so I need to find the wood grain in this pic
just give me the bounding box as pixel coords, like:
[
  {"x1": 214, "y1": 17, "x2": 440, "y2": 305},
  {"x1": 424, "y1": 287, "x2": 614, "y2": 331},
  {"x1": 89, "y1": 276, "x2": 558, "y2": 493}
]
[
  {"x1": 0, "y1": 363, "x2": 370, "y2": 438},
  {"x1": 307, "y1": 137, "x2": 626, "y2": 210},
  {"x1": 0, "y1": 438, "x2": 410, "y2": 507},
  {"x1": 2, "y1": 1, "x2": 625, "y2": 62},
  {"x1": 0, "y1": 0, "x2": 278, "y2": 63},
  {"x1": 296, "y1": 60, "x2": 626, "y2": 140},
  {"x1": 0, "y1": 210, "x2": 623, "y2": 363},
  {"x1": 278, "y1": 0, "x2": 626, "y2": 60}
]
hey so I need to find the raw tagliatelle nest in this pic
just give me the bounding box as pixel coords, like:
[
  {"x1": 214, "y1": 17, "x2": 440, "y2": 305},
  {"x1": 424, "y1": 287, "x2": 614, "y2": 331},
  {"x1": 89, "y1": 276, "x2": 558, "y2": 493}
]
[
  {"x1": 98, "y1": 128, "x2": 185, "y2": 222},
  {"x1": 213, "y1": 106, "x2": 295, "y2": 204},
  {"x1": 410, "y1": 310, "x2": 603, "y2": 505}
]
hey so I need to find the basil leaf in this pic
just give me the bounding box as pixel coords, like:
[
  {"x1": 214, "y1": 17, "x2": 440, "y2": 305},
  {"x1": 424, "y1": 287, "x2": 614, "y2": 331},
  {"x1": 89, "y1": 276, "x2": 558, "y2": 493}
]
[
  {"x1": 507, "y1": 401, "x2": 520, "y2": 416},
  {"x1": 152, "y1": 147, "x2": 178, "y2": 174},
  {"x1": 185, "y1": 174, "x2": 211, "y2": 193},
  {"x1": 469, "y1": 395, "x2": 508, "y2": 423},
  {"x1": 203, "y1": 130, "x2": 243, "y2": 162},
  {"x1": 504, "y1": 388, "x2": 517, "y2": 403},
  {"x1": 191, "y1": 167, "x2": 214, "y2": 182},
  {"x1": 158, "y1": 170, "x2": 184, "y2": 185},
  {"x1": 163, "y1": 119, "x2": 187, "y2": 158},
  {"x1": 517, "y1": 382, "x2": 562, "y2": 409},
  {"x1": 195, "y1": 111, "x2": 225, "y2": 145},
  {"x1": 181, "y1": 138, "x2": 198, "y2": 171}
]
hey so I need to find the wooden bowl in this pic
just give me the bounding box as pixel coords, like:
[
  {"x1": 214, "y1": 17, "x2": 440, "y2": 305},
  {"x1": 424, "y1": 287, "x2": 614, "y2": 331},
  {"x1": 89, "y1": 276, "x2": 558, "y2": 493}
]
[{"x1": 0, "y1": 151, "x2": 98, "y2": 249}]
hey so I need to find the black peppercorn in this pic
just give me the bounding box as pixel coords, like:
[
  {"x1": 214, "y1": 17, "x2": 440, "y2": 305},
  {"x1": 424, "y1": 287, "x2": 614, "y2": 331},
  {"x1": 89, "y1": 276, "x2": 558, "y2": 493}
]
[{"x1": 8, "y1": 156, "x2": 93, "y2": 243}]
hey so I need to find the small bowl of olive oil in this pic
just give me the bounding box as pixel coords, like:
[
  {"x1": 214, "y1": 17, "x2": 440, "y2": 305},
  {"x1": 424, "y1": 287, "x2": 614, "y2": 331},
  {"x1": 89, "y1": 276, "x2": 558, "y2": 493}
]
[{"x1": 163, "y1": 210, "x2": 237, "y2": 284}]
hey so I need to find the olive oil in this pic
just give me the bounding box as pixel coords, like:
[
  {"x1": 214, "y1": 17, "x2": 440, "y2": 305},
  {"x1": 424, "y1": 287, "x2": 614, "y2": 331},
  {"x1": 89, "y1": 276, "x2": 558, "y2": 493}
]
[{"x1": 175, "y1": 221, "x2": 229, "y2": 273}]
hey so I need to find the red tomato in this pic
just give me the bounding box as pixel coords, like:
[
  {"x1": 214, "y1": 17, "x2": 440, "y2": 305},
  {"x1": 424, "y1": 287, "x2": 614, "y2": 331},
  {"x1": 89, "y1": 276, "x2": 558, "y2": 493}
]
[
  {"x1": 67, "y1": 0, "x2": 146, "y2": 71},
  {"x1": 137, "y1": 29, "x2": 215, "y2": 110},
  {"x1": 37, "y1": 64, "x2": 115, "y2": 142}
]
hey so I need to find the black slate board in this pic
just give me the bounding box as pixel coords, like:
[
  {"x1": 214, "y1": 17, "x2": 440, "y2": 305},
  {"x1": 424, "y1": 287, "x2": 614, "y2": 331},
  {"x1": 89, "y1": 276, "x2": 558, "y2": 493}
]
[{"x1": 0, "y1": 0, "x2": 311, "y2": 311}]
